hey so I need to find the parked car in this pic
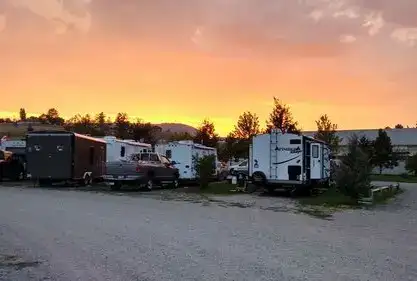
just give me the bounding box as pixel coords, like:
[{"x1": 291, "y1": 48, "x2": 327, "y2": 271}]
[
  {"x1": 0, "y1": 149, "x2": 25, "y2": 181},
  {"x1": 228, "y1": 159, "x2": 249, "y2": 178},
  {"x1": 216, "y1": 161, "x2": 229, "y2": 181},
  {"x1": 103, "y1": 152, "x2": 180, "y2": 191}
]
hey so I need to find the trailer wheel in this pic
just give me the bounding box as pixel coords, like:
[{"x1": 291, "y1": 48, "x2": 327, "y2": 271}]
[
  {"x1": 39, "y1": 179, "x2": 52, "y2": 187},
  {"x1": 13, "y1": 165, "x2": 24, "y2": 181},
  {"x1": 170, "y1": 173, "x2": 180, "y2": 189},
  {"x1": 83, "y1": 174, "x2": 92, "y2": 186},
  {"x1": 252, "y1": 172, "x2": 266, "y2": 187},
  {"x1": 145, "y1": 178, "x2": 154, "y2": 191},
  {"x1": 110, "y1": 182, "x2": 121, "y2": 191}
]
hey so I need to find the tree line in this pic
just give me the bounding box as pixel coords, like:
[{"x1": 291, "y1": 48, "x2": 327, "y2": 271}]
[{"x1": 2, "y1": 98, "x2": 417, "y2": 175}]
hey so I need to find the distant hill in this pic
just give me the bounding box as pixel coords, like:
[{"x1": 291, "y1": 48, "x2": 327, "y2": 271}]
[{"x1": 155, "y1": 123, "x2": 197, "y2": 135}]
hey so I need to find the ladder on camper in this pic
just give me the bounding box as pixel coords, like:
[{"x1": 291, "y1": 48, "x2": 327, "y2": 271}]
[{"x1": 270, "y1": 132, "x2": 279, "y2": 179}]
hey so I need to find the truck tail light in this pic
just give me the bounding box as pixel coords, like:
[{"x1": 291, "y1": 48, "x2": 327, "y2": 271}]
[{"x1": 135, "y1": 166, "x2": 141, "y2": 172}]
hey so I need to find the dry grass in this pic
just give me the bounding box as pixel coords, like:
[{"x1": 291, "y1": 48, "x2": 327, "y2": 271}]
[{"x1": 0, "y1": 123, "x2": 65, "y2": 138}]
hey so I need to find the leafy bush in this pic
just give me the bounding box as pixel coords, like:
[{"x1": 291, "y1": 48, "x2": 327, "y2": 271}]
[
  {"x1": 193, "y1": 155, "x2": 216, "y2": 189},
  {"x1": 334, "y1": 135, "x2": 372, "y2": 199},
  {"x1": 406, "y1": 154, "x2": 417, "y2": 176}
]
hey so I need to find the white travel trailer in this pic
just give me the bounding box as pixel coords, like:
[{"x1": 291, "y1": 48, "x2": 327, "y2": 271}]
[
  {"x1": 155, "y1": 140, "x2": 218, "y2": 181},
  {"x1": 249, "y1": 130, "x2": 331, "y2": 190},
  {"x1": 101, "y1": 136, "x2": 152, "y2": 162},
  {"x1": 0, "y1": 139, "x2": 26, "y2": 154}
]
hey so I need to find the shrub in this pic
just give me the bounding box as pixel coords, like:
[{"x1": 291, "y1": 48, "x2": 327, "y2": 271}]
[
  {"x1": 193, "y1": 155, "x2": 216, "y2": 189},
  {"x1": 405, "y1": 154, "x2": 417, "y2": 176},
  {"x1": 334, "y1": 135, "x2": 372, "y2": 199}
]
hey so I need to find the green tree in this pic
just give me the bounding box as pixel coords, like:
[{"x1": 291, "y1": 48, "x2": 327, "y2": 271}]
[
  {"x1": 232, "y1": 111, "x2": 260, "y2": 139},
  {"x1": 39, "y1": 108, "x2": 64, "y2": 125},
  {"x1": 65, "y1": 114, "x2": 94, "y2": 135},
  {"x1": 265, "y1": 97, "x2": 299, "y2": 134},
  {"x1": 224, "y1": 111, "x2": 260, "y2": 161},
  {"x1": 168, "y1": 132, "x2": 194, "y2": 141},
  {"x1": 406, "y1": 154, "x2": 417, "y2": 176},
  {"x1": 373, "y1": 129, "x2": 397, "y2": 174},
  {"x1": 358, "y1": 135, "x2": 374, "y2": 161},
  {"x1": 114, "y1": 112, "x2": 131, "y2": 139},
  {"x1": 314, "y1": 114, "x2": 341, "y2": 153},
  {"x1": 94, "y1": 112, "x2": 108, "y2": 136},
  {"x1": 193, "y1": 154, "x2": 216, "y2": 189},
  {"x1": 193, "y1": 119, "x2": 219, "y2": 147},
  {"x1": 131, "y1": 120, "x2": 161, "y2": 144},
  {"x1": 335, "y1": 134, "x2": 372, "y2": 199},
  {"x1": 19, "y1": 108, "x2": 27, "y2": 121}
]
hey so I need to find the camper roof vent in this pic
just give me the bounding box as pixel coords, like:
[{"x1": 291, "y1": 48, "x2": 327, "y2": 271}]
[{"x1": 178, "y1": 140, "x2": 194, "y2": 145}]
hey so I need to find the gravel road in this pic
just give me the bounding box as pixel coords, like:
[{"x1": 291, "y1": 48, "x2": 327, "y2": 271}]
[{"x1": 1, "y1": 183, "x2": 417, "y2": 281}]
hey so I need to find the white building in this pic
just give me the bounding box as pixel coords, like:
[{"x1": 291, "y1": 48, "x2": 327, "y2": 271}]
[{"x1": 304, "y1": 128, "x2": 417, "y2": 175}]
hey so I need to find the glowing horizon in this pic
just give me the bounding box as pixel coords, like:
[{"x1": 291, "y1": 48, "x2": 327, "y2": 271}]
[{"x1": 2, "y1": 1, "x2": 417, "y2": 136}]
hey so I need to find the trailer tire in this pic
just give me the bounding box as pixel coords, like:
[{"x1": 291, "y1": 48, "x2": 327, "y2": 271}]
[
  {"x1": 82, "y1": 174, "x2": 92, "y2": 186},
  {"x1": 252, "y1": 172, "x2": 266, "y2": 187},
  {"x1": 39, "y1": 179, "x2": 52, "y2": 187},
  {"x1": 145, "y1": 178, "x2": 154, "y2": 191},
  {"x1": 110, "y1": 182, "x2": 121, "y2": 191},
  {"x1": 170, "y1": 173, "x2": 180, "y2": 188},
  {"x1": 13, "y1": 164, "x2": 24, "y2": 181}
]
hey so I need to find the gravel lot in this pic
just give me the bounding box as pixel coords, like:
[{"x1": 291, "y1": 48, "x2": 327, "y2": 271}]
[{"x1": 0, "y1": 182, "x2": 416, "y2": 281}]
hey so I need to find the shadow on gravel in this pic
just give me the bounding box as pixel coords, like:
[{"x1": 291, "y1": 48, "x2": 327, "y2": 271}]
[{"x1": 0, "y1": 255, "x2": 41, "y2": 270}]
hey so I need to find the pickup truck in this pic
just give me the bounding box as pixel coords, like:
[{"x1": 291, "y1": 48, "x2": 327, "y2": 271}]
[
  {"x1": 103, "y1": 152, "x2": 180, "y2": 191},
  {"x1": 0, "y1": 149, "x2": 25, "y2": 181}
]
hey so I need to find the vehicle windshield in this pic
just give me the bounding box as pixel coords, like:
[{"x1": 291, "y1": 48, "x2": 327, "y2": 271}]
[{"x1": 129, "y1": 153, "x2": 151, "y2": 161}]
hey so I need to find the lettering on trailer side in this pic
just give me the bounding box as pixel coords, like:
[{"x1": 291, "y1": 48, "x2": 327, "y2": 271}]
[{"x1": 275, "y1": 146, "x2": 301, "y2": 154}]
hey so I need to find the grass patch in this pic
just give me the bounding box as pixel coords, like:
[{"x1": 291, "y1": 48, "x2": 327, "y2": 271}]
[
  {"x1": 370, "y1": 174, "x2": 417, "y2": 183},
  {"x1": 298, "y1": 187, "x2": 358, "y2": 207},
  {"x1": 198, "y1": 182, "x2": 240, "y2": 195}
]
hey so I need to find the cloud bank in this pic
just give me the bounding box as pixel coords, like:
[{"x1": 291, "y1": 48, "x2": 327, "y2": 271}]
[{"x1": 2, "y1": 0, "x2": 91, "y2": 34}]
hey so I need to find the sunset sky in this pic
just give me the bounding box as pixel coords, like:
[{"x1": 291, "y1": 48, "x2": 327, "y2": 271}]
[{"x1": 1, "y1": 0, "x2": 417, "y2": 135}]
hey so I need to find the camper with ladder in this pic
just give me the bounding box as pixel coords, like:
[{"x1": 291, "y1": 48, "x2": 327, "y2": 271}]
[
  {"x1": 249, "y1": 130, "x2": 331, "y2": 192},
  {"x1": 155, "y1": 140, "x2": 218, "y2": 181},
  {"x1": 101, "y1": 136, "x2": 152, "y2": 162}
]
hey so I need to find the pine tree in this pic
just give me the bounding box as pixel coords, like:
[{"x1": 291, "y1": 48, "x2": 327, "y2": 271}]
[{"x1": 373, "y1": 129, "x2": 397, "y2": 174}]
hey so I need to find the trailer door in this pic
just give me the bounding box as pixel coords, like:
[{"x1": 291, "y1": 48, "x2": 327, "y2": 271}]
[
  {"x1": 310, "y1": 143, "x2": 322, "y2": 179},
  {"x1": 26, "y1": 133, "x2": 73, "y2": 179}
]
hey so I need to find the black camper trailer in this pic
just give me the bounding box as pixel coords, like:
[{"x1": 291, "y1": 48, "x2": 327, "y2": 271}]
[{"x1": 26, "y1": 131, "x2": 106, "y2": 185}]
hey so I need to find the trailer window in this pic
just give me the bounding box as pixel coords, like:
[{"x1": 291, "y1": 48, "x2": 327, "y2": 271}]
[
  {"x1": 290, "y1": 139, "x2": 301, "y2": 144},
  {"x1": 165, "y1": 150, "x2": 172, "y2": 159},
  {"x1": 120, "y1": 146, "x2": 126, "y2": 157},
  {"x1": 89, "y1": 147, "x2": 95, "y2": 165},
  {"x1": 312, "y1": 145, "x2": 319, "y2": 158}
]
